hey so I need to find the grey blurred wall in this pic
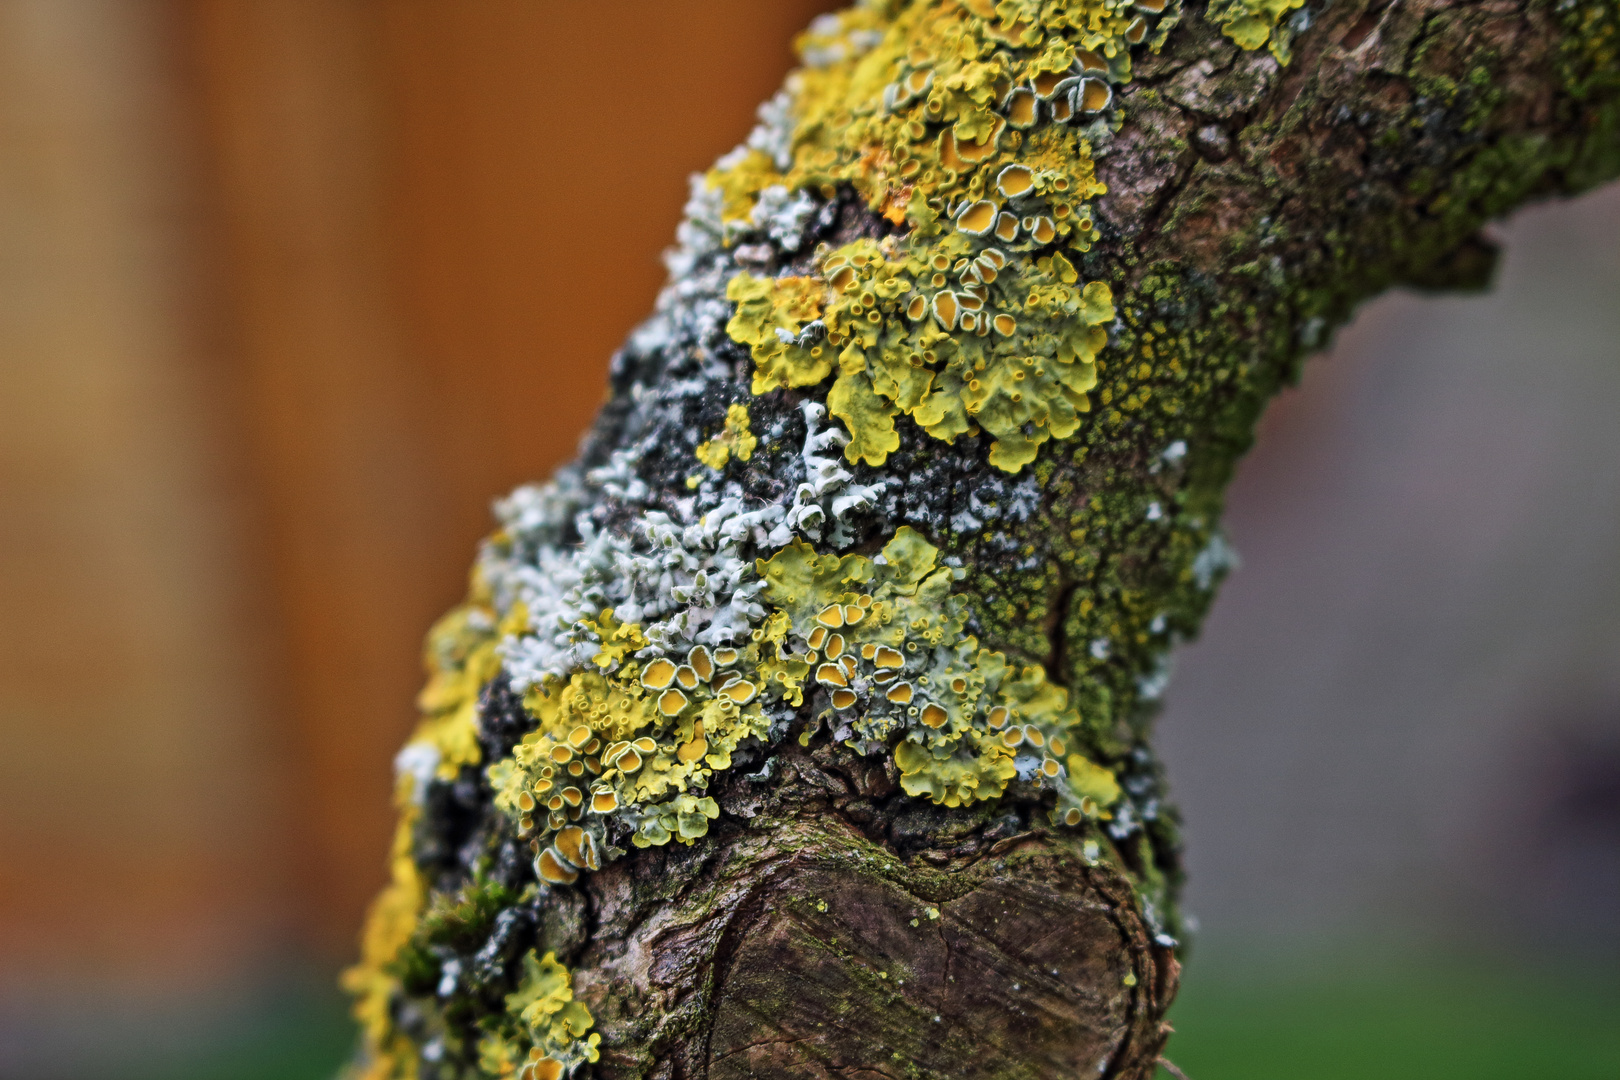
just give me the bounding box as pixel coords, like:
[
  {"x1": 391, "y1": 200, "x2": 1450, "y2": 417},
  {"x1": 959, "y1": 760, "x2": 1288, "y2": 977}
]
[{"x1": 1158, "y1": 183, "x2": 1620, "y2": 959}]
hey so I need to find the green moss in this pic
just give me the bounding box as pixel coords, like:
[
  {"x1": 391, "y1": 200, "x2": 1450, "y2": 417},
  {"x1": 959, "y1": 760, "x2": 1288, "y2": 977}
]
[{"x1": 396, "y1": 880, "x2": 519, "y2": 992}]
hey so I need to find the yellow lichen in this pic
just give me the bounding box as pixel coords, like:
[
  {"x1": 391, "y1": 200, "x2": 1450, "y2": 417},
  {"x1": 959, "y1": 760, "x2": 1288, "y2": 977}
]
[
  {"x1": 339, "y1": 779, "x2": 425, "y2": 1080},
  {"x1": 705, "y1": 147, "x2": 786, "y2": 223},
  {"x1": 413, "y1": 568, "x2": 531, "y2": 780},
  {"x1": 1067, "y1": 753, "x2": 1122, "y2": 808},
  {"x1": 712, "y1": 0, "x2": 1162, "y2": 470},
  {"x1": 1206, "y1": 0, "x2": 1305, "y2": 62},
  {"x1": 478, "y1": 1034, "x2": 525, "y2": 1080},
  {"x1": 829, "y1": 360, "x2": 902, "y2": 465},
  {"x1": 504, "y1": 950, "x2": 601, "y2": 1077},
  {"x1": 725, "y1": 273, "x2": 829, "y2": 393},
  {"x1": 582, "y1": 607, "x2": 647, "y2": 669},
  {"x1": 757, "y1": 527, "x2": 1110, "y2": 813},
  {"x1": 491, "y1": 636, "x2": 767, "y2": 855},
  {"x1": 695, "y1": 402, "x2": 759, "y2": 470}
]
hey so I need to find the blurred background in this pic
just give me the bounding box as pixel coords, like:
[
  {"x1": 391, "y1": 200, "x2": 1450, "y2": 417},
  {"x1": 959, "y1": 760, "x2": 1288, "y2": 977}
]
[{"x1": 0, "y1": 2, "x2": 1613, "y2": 1077}]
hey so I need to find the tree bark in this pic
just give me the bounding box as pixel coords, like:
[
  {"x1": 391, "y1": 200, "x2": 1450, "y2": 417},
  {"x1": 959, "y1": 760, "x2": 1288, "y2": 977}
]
[{"x1": 343, "y1": 2, "x2": 1618, "y2": 1078}]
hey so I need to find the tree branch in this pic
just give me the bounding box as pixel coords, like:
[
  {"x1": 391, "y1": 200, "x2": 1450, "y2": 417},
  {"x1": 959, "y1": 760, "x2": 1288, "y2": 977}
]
[{"x1": 341, "y1": 2, "x2": 1618, "y2": 1078}]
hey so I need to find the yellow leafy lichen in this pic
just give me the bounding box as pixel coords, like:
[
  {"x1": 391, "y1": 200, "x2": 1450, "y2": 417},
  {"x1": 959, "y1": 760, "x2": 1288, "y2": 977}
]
[
  {"x1": 491, "y1": 644, "x2": 769, "y2": 857},
  {"x1": 477, "y1": 1033, "x2": 525, "y2": 1080},
  {"x1": 829, "y1": 363, "x2": 902, "y2": 465},
  {"x1": 893, "y1": 733, "x2": 1016, "y2": 806},
  {"x1": 725, "y1": 273, "x2": 829, "y2": 393},
  {"x1": 1067, "y1": 753, "x2": 1123, "y2": 810},
  {"x1": 695, "y1": 403, "x2": 758, "y2": 470},
  {"x1": 705, "y1": 147, "x2": 786, "y2": 224},
  {"x1": 339, "y1": 780, "x2": 425, "y2": 1080},
  {"x1": 413, "y1": 568, "x2": 532, "y2": 780},
  {"x1": 581, "y1": 607, "x2": 648, "y2": 669},
  {"x1": 756, "y1": 527, "x2": 1111, "y2": 813},
  {"x1": 503, "y1": 950, "x2": 600, "y2": 1078},
  {"x1": 713, "y1": 0, "x2": 1158, "y2": 470},
  {"x1": 1206, "y1": 0, "x2": 1306, "y2": 61}
]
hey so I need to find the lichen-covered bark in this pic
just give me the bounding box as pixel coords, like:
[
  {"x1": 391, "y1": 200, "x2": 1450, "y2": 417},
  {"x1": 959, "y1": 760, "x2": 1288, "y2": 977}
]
[{"x1": 342, "y1": 3, "x2": 1618, "y2": 1079}]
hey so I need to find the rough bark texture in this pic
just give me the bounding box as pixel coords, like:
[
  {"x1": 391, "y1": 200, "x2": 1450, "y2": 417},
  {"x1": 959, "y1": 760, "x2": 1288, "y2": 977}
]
[
  {"x1": 578, "y1": 746, "x2": 1176, "y2": 1079},
  {"x1": 400, "y1": 677, "x2": 1179, "y2": 1079},
  {"x1": 344, "y1": 2, "x2": 1617, "y2": 1079}
]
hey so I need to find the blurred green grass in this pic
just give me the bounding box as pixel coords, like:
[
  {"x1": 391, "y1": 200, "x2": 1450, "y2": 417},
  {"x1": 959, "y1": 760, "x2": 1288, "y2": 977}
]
[
  {"x1": 109, "y1": 953, "x2": 1618, "y2": 1079},
  {"x1": 115, "y1": 982, "x2": 354, "y2": 1080},
  {"x1": 1156, "y1": 952, "x2": 1620, "y2": 1080}
]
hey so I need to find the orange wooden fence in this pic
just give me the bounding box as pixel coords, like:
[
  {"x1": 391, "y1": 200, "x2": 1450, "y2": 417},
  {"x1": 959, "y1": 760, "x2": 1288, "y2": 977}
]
[{"x1": 0, "y1": 0, "x2": 833, "y2": 992}]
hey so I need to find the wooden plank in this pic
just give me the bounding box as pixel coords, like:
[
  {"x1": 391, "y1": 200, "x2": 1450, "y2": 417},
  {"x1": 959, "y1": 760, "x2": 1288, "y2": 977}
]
[
  {"x1": 183, "y1": 0, "x2": 456, "y2": 951},
  {"x1": 0, "y1": 0, "x2": 286, "y2": 986}
]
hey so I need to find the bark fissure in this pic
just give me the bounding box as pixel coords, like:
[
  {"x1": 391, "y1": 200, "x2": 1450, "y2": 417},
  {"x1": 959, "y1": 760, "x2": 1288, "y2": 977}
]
[{"x1": 1343, "y1": 0, "x2": 1399, "y2": 52}]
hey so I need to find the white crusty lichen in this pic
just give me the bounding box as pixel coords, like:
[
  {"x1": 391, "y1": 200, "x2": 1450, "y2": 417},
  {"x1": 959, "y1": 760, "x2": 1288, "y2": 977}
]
[{"x1": 491, "y1": 402, "x2": 887, "y2": 692}]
